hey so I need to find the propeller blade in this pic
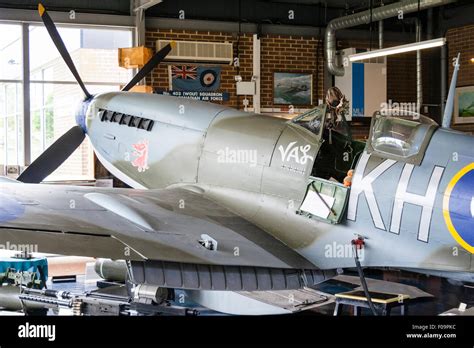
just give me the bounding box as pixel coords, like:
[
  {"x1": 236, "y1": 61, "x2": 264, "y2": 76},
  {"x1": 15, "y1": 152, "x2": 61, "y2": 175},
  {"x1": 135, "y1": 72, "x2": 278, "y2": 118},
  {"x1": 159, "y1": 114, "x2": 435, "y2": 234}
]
[
  {"x1": 17, "y1": 126, "x2": 86, "y2": 183},
  {"x1": 38, "y1": 3, "x2": 92, "y2": 99},
  {"x1": 121, "y1": 42, "x2": 175, "y2": 92}
]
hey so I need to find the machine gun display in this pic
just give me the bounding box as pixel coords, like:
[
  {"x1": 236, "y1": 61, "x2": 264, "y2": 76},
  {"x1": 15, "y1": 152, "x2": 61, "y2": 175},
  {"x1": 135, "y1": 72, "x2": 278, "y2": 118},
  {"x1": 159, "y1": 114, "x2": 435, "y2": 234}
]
[{"x1": 0, "y1": 262, "x2": 199, "y2": 316}]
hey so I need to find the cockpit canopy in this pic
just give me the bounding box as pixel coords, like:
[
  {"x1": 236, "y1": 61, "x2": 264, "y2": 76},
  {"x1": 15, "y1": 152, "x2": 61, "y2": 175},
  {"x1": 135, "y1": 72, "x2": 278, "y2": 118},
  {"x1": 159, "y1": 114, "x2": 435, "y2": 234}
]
[
  {"x1": 367, "y1": 110, "x2": 438, "y2": 165},
  {"x1": 290, "y1": 105, "x2": 326, "y2": 141}
]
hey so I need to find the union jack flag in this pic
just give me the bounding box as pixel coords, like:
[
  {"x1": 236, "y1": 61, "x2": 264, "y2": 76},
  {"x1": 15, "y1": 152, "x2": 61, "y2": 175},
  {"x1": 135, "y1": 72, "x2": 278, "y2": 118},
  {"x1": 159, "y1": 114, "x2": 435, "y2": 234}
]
[{"x1": 171, "y1": 65, "x2": 197, "y2": 80}]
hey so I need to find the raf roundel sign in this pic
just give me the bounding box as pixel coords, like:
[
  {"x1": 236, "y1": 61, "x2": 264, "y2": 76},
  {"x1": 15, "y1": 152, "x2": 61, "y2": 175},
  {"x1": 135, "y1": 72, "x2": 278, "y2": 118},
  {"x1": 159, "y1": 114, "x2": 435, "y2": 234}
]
[{"x1": 443, "y1": 163, "x2": 474, "y2": 253}]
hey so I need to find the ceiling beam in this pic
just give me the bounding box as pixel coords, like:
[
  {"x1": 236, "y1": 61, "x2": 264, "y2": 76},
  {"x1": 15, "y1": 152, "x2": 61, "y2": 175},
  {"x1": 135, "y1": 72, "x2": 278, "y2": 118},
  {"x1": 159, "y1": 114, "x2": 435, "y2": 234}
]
[
  {"x1": 146, "y1": 17, "x2": 415, "y2": 42},
  {"x1": 0, "y1": 7, "x2": 134, "y2": 27}
]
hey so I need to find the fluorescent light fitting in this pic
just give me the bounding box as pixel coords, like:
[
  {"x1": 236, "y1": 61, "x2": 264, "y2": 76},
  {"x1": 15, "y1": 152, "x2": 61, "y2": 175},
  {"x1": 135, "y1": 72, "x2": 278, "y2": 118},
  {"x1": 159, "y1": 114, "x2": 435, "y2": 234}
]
[{"x1": 349, "y1": 38, "x2": 446, "y2": 62}]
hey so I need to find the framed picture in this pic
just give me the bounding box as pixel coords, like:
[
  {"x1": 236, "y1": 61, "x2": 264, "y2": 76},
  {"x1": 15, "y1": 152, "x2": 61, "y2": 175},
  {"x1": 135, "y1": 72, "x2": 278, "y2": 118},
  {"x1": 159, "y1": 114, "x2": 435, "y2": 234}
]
[
  {"x1": 273, "y1": 72, "x2": 313, "y2": 106},
  {"x1": 454, "y1": 86, "x2": 474, "y2": 124}
]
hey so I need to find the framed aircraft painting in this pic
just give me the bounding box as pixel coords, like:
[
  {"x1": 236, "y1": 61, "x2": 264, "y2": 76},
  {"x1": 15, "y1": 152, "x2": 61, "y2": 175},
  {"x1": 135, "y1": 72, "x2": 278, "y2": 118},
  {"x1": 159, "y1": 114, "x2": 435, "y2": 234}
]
[
  {"x1": 454, "y1": 86, "x2": 474, "y2": 124},
  {"x1": 273, "y1": 72, "x2": 313, "y2": 106}
]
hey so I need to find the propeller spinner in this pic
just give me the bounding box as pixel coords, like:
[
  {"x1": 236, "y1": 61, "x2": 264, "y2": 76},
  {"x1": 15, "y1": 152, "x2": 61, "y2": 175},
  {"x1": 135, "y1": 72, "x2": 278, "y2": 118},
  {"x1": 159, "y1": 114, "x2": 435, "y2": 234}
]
[{"x1": 17, "y1": 3, "x2": 174, "y2": 183}]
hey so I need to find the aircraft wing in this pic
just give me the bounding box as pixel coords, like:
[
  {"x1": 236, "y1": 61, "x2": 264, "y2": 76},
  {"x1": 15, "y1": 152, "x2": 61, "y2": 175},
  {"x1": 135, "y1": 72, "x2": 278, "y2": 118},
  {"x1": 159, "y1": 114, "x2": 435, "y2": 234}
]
[{"x1": 0, "y1": 182, "x2": 315, "y2": 271}]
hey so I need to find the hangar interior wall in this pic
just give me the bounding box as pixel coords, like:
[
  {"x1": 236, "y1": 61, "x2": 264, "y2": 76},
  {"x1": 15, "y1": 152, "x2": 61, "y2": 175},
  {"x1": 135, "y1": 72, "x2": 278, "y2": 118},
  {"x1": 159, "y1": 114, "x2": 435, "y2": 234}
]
[
  {"x1": 144, "y1": 29, "x2": 440, "y2": 133},
  {"x1": 145, "y1": 30, "x2": 325, "y2": 110},
  {"x1": 447, "y1": 24, "x2": 474, "y2": 134},
  {"x1": 144, "y1": 29, "x2": 432, "y2": 141}
]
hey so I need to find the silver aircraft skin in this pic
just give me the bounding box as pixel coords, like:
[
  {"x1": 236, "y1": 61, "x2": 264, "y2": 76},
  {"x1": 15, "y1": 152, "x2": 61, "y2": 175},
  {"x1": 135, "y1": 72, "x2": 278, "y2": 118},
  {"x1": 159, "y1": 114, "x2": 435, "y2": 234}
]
[{"x1": 0, "y1": 3, "x2": 472, "y2": 315}]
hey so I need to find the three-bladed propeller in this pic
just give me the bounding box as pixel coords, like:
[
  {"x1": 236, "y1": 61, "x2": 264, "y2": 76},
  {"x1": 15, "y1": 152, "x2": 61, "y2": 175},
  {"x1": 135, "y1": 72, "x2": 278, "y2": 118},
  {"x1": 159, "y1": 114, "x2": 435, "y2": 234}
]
[{"x1": 17, "y1": 3, "x2": 174, "y2": 183}]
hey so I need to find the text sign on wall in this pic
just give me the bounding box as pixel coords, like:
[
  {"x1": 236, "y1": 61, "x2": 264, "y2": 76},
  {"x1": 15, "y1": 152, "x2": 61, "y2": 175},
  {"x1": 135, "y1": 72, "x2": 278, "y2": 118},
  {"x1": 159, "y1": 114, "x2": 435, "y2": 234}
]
[{"x1": 161, "y1": 91, "x2": 230, "y2": 102}]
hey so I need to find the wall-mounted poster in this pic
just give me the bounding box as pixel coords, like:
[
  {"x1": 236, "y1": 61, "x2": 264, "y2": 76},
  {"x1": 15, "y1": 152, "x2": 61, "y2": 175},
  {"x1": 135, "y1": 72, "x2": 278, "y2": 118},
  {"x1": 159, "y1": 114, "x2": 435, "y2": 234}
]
[
  {"x1": 454, "y1": 86, "x2": 474, "y2": 124},
  {"x1": 273, "y1": 72, "x2": 313, "y2": 105}
]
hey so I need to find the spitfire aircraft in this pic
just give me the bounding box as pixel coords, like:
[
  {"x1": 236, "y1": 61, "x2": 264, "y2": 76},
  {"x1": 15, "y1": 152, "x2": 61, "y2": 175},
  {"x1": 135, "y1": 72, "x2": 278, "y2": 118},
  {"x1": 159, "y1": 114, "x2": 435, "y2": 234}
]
[{"x1": 0, "y1": 4, "x2": 472, "y2": 315}]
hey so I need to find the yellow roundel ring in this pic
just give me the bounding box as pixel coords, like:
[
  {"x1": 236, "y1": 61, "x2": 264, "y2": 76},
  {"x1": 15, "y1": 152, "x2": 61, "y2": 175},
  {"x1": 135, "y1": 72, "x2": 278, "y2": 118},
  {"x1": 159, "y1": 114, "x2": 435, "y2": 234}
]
[{"x1": 443, "y1": 162, "x2": 474, "y2": 254}]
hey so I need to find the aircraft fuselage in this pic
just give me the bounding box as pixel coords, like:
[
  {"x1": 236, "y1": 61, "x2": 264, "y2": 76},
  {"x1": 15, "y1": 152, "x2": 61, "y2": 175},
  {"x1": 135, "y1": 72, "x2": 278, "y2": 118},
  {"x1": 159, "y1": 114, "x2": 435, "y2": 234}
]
[{"x1": 84, "y1": 92, "x2": 473, "y2": 280}]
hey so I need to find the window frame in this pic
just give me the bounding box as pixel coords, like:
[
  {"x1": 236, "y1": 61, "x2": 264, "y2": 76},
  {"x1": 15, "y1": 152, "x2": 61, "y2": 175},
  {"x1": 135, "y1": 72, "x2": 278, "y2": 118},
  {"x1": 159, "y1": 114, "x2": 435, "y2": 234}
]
[
  {"x1": 0, "y1": 23, "x2": 22, "y2": 167},
  {"x1": 0, "y1": 20, "x2": 134, "y2": 180}
]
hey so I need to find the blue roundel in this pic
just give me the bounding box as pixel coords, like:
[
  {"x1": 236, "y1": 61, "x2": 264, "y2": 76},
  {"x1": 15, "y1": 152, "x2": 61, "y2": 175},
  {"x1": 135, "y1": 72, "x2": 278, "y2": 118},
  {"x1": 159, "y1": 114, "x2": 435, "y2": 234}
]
[
  {"x1": 0, "y1": 194, "x2": 24, "y2": 223},
  {"x1": 444, "y1": 164, "x2": 474, "y2": 253}
]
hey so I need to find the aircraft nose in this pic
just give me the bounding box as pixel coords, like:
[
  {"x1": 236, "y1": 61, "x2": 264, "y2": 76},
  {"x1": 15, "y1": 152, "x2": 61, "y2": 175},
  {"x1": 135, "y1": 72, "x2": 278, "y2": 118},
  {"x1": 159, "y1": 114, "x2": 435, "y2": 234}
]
[{"x1": 75, "y1": 98, "x2": 93, "y2": 133}]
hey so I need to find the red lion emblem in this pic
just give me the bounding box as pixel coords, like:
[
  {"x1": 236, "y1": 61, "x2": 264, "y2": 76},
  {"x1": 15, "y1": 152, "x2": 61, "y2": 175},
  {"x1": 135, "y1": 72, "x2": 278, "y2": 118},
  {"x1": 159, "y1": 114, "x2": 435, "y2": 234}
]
[{"x1": 131, "y1": 139, "x2": 149, "y2": 172}]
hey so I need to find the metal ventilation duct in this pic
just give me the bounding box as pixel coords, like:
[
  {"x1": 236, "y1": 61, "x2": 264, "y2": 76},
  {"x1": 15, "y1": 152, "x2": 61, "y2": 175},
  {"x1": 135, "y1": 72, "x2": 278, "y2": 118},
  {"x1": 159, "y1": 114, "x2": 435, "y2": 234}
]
[{"x1": 326, "y1": 0, "x2": 457, "y2": 76}]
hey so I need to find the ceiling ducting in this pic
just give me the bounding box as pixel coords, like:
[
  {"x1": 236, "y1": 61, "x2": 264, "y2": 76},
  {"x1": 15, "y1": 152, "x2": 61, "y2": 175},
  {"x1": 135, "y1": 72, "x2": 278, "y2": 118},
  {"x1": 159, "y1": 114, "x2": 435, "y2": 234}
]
[{"x1": 325, "y1": 0, "x2": 457, "y2": 76}]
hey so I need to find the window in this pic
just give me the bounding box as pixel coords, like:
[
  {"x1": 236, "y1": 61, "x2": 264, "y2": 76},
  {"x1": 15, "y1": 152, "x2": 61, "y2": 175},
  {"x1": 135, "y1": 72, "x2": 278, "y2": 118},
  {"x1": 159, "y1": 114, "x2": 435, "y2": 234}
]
[
  {"x1": 1, "y1": 22, "x2": 133, "y2": 180},
  {"x1": 291, "y1": 105, "x2": 327, "y2": 140},
  {"x1": 0, "y1": 24, "x2": 23, "y2": 167},
  {"x1": 28, "y1": 25, "x2": 133, "y2": 180}
]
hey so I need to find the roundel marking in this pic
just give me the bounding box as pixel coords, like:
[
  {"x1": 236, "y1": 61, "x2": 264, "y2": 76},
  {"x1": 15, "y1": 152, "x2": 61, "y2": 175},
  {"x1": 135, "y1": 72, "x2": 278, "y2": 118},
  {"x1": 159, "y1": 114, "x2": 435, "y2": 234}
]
[
  {"x1": 200, "y1": 70, "x2": 217, "y2": 88},
  {"x1": 443, "y1": 163, "x2": 474, "y2": 253}
]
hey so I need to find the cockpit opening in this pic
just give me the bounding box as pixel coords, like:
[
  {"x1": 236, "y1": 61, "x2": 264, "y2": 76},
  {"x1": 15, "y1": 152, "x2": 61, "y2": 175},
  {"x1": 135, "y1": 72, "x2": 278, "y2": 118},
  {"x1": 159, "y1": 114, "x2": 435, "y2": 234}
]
[
  {"x1": 291, "y1": 102, "x2": 439, "y2": 225},
  {"x1": 291, "y1": 104, "x2": 366, "y2": 183}
]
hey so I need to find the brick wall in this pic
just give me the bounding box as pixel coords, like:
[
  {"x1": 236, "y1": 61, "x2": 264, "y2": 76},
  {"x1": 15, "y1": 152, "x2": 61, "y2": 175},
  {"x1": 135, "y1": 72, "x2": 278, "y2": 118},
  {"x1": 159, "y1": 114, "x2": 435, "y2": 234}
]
[
  {"x1": 145, "y1": 30, "x2": 448, "y2": 115},
  {"x1": 145, "y1": 29, "x2": 325, "y2": 109},
  {"x1": 447, "y1": 24, "x2": 474, "y2": 134},
  {"x1": 260, "y1": 35, "x2": 324, "y2": 107},
  {"x1": 145, "y1": 29, "x2": 250, "y2": 108}
]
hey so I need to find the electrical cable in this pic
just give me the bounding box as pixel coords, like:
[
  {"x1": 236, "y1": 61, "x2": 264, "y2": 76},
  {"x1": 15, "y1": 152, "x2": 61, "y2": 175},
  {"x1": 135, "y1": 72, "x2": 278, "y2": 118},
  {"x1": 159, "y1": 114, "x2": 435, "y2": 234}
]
[{"x1": 352, "y1": 241, "x2": 378, "y2": 316}]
